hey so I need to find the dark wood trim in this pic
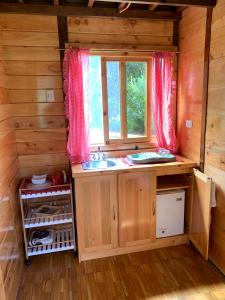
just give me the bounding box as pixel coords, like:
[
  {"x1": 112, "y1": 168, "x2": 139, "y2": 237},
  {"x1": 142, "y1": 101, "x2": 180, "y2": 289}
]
[
  {"x1": 57, "y1": 16, "x2": 69, "y2": 138},
  {"x1": 88, "y1": 0, "x2": 95, "y2": 7},
  {"x1": 67, "y1": 42, "x2": 178, "y2": 52},
  {"x1": 200, "y1": 7, "x2": 213, "y2": 172},
  {"x1": 93, "y1": 0, "x2": 216, "y2": 7},
  {"x1": 0, "y1": 3, "x2": 180, "y2": 20},
  {"x1": 119, "y1": 2, "x2": 127, "y2": 9},
  {"x1": 173, "y1": 21, "x2": 179, "y2": 46},
  {"x1": 176, "y1": 6, "x2": 187, "y2": 12},
  {"x1": 57, "y1": 16, "x2": 68, "y2": 66},
  {"x1": 148, "y1": 4, "x2": 159, "y2": 10}
]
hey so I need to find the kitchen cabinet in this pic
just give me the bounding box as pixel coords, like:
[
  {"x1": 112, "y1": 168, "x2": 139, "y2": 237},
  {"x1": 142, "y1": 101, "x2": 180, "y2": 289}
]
[
  {"x1": 156, "y1": 168, "x2": 212, "y2": 260},
  {"x1": 75, "y1": 175, "x2": 117, "y2": 261},
  {"x1": 118, "y1": 172, "x2": 156, "y2": 247},
  {"x1": 73, "y1": 160, "x2": 212, "y2": 262}
]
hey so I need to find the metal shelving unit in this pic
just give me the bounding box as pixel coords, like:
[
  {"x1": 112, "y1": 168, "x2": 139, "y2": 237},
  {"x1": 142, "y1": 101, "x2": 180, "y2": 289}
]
[
  {"x1": 19, "y1": 178, "x2": 76, "y2": 265},
  {"x1": 27, "y1": 227, "x2": 74, "y2": 256}
]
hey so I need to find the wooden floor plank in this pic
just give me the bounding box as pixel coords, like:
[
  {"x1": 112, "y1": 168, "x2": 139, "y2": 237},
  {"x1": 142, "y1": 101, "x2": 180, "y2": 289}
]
[{"x1": 17, "y1": 245, "x2": 225, "y2": 300}]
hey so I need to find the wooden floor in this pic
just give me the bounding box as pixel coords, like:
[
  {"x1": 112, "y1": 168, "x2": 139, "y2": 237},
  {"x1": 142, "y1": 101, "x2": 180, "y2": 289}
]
[{"x1": 17, "y1": 245, "x2": 225, "y2": 300}]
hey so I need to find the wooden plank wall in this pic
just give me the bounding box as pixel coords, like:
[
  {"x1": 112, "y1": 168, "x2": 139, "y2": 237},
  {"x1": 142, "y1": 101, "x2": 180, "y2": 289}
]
[
  {"x1": 0, "y1": 27, "x2": 23, "y2": 300},
  {"x1": 0, "y1": 14, "x2": 174, "y2": 179},
  {"x1": 177, "y1": 7, "x2": 207, "y2": 163},
  {"x1": 206, "y1": 0, "x2": 225, "y2": 274},
  {"x1": 0, "y1": 14, "x2": 69, "y2": 178},
  {"x1": 0, "y1": 15, "x2": 174, "y2": 180},
  {"x1": 177, "y1": 2, "x2": 225, "y2": 274},
  {"x1": 0, "y1": 14, "x2": 174, "y2": 298},
  {"x1": 67, "y1": 16, "x2": 174, "y2": 48}
]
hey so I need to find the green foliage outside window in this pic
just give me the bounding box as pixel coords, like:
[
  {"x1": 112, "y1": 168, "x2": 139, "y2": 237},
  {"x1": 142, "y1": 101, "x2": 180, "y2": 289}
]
[
  {"x1": 88, "y1": 57, "x2": 152, "y2": 144},
  {"x1": 126, "y1": 62, "x2": 146, "y2": 136}
]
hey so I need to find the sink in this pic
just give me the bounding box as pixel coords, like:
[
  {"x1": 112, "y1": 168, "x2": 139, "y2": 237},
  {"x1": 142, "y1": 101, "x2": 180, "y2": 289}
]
[
  {"x1": 82, "y1": 159, "x2": 117, "y2": 170},
  {"x1": 127, "y1": 152, "x2": 176, "y2": 164}
]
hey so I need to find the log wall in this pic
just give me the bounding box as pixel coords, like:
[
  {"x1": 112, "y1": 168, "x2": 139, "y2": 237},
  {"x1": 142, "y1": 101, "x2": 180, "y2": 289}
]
[
  {"x1": 0, "y1": 14, "x2": 175, "y2": 179},
  {"x1": 206, "y1": 0, "x2": 225, "y2": 274},
  {"x1": 177, "y1": 7, "x2": 207, "y2": 163},
  {"x1": 67, "y1": 16, "x2": 174, "y2": 49},
  {"x1": 0, "y1": 26, "x2": 23, "y2": 300},
  {"x1": 0, "y1": 14, "x2": 69, "y2": 178},
  {"x1": 177, "y1": 3, "x2": 225, "y2": 274},
  {"x1": 0, "y1": 14, "x2": 175, "y2": 298},
  {"x1": 0, "y1": 4, "x2": 224, "y2": 295}
]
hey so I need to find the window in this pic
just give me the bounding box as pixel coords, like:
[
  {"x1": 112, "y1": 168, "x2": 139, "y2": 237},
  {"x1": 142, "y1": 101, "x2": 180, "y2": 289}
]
[
  {"x1": 88, "y1": 56, "x2": 155, "y2": 146},
  {"x1": 88, "y1": 56, "x2": 104, "y2": 144}
]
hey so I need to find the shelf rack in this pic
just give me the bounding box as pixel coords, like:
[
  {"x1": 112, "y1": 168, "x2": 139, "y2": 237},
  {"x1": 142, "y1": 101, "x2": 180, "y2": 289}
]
[
  {"x1": 19, "y1": 177, "x2": 76, "y2": 264},
  {"x1": 27, "y1": 227, "x2": 74, "y2": 256},
  {"x1": 24, "y1": 203, "x2": 72, "y2": 228},
  {"x1": 157, "y1": 174, "x2": 191, "y2": 192}
]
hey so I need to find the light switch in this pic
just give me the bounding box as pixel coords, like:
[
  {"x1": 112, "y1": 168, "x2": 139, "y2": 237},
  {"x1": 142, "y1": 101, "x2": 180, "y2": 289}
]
[
  {"x1": 186, "y1": 120, "x2": 193, "y2": 128},
  {"x1": 46, "y1": 90, "x2": 55, "y2": 102}
]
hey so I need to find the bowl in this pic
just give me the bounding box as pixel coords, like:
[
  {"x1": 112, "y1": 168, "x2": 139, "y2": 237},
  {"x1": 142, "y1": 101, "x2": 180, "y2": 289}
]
[{"x1": 31, "y1": 174, "x2": 47, "y2": 185}]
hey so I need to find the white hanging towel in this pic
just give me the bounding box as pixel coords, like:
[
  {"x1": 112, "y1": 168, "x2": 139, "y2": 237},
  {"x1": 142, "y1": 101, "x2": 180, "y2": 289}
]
[{"x1": 211, "y1": 181, "x2": 217, "y2": 207}]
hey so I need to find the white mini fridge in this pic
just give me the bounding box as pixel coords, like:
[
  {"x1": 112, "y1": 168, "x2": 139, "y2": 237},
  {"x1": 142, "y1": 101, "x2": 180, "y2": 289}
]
[{"x1": 156, "y1": 189, "x2": 185, "y2": 238}]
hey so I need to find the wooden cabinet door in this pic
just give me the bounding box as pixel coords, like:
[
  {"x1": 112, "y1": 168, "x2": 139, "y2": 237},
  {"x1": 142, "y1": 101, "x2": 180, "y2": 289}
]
[
  {"x1": 75, "y1": 175, "x2": 117, "y2": 259},
  {"x1": 190, "y1": 168, "x2": 212, "y2": 260},
  {"x1": 118, "y1": 172, "x2": 156, "y2": 247}
]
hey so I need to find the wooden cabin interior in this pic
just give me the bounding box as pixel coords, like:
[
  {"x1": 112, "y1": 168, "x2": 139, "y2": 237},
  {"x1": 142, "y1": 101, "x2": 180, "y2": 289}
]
[{"x1": 0, "y1": 0, "x2": 225, "y2": 299}]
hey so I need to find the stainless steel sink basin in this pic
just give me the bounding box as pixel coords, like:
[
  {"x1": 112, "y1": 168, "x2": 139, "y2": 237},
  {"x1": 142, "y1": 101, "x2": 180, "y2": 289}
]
[{"x1": 82, "y1": 160, "x2": 117, "y2": 170}]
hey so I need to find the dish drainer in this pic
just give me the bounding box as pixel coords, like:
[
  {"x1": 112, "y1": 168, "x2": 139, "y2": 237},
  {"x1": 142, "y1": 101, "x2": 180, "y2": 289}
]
[{"x1": 19, "y1": 177, "x2": 76, "y2": 265}]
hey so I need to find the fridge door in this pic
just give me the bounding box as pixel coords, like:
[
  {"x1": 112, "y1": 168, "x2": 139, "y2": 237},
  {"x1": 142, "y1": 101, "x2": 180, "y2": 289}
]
[{"x1": 156, "y1": 190, "x2": 185, "y2": 238}]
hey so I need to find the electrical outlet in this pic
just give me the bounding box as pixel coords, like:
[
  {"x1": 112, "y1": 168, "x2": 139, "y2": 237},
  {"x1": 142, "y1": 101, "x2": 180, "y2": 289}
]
[
  {"x1": 185, "y1": 120, "x2": 193, "y2": 128},
  {"x1": 46, "y1": 90, "x2": 55, "y2": 102}
]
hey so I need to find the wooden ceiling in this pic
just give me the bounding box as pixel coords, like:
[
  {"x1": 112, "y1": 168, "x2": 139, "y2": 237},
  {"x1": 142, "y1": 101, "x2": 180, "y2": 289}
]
[{"x1": 0, "y1": 0, "x2": 217, "y2": 19}]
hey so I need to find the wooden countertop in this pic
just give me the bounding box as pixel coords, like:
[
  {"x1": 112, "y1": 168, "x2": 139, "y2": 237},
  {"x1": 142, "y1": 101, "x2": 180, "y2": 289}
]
[{"x1": 72, "y1": 155, "x2": 198, "y2": 178}]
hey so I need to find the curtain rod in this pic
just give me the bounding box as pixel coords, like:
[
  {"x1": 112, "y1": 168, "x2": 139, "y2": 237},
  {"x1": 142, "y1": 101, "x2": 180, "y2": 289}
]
[
  {"x1": 56, "y1": 48, "x2": 180, "y2": 53},
  {"x1": 59, "y1": 43, "x2": 179, "y2": 53}
]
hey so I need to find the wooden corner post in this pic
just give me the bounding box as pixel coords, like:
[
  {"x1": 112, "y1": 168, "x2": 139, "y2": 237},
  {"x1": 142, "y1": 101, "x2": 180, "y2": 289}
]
[{"x1": 200, "y1": 7, "x2": 213, "y2": 172}]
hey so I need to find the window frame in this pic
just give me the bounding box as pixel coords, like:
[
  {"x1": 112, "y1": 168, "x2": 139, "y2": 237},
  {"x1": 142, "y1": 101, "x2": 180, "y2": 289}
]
[{"x1": 89, "y1": 54, "x2": 157, "y2": 151}]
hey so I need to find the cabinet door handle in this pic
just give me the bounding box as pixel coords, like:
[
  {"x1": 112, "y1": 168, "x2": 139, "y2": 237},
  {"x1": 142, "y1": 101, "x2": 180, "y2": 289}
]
[
  {"x1": 113, "y1": 206, "x2": 116, "y2": 220},
  {"x1": 153, "y1": 201, "x2": 156, "y2": 216}
]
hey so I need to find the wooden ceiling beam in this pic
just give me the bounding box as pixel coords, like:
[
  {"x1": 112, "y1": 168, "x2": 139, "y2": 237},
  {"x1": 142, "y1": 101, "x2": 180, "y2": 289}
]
[
  {"x1": 148, "y1": 4, "x2": 159, "y2": 10},
  {"x1": 94, "y1": 0, "x2": 216, "y2": 7},
  {"x1": 0, "y1": 3, "x2": 180, "y2": 20},
  {"x1": 119, "y1": 2, "x2": 131, "y2": 13},
  {"x1": 119, "y1": 2, "x2": 127, "y2": 9},
  {"x1": 176, "y1": 6, "x2": 187, "y2": 12},
  {"x1": 68, "y1": 42, "x2": 178, "y2": 52},
  {"x1": 87, "y1": 0, "x2": 95, "y2": 7}
]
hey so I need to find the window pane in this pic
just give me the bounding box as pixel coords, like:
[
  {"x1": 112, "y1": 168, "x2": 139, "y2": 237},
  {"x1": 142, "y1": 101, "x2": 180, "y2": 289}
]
[
  {"x1": 126, "y1": 62, "x2": 147, "y2": 138},
  {"x1": 88, "y1": 56, "x2": 104, "y2": 144},
  {"x1": 106, "y1": 61, "x2": 121, "y2": 139}
]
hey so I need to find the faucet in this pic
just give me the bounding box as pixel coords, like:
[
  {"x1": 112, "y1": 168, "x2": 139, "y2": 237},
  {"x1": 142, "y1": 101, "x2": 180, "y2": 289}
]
[
  {"x1": 90, "y1": 153, "x2": 96, "y2": 161},
  {"x1": 91, "y1": 147, "x2": 106, "y2": 161},
  {"x1": 97, "y1": 146, "x2": 101, "y2": 161}
]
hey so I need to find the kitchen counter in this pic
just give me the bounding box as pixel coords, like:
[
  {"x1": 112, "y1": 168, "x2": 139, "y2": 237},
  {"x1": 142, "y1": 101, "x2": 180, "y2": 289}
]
[
  {"x1": 72, "y1": 154, "x2": 198, "y2": 262},
  {"x1": 72, "y1": 155, "x2": 197, "y2": 178}
]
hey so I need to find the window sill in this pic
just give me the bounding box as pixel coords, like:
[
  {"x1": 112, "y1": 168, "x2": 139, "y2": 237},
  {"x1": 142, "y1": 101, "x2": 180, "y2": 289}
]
[{"x1": 90, "y1": 139, "x2": 157, "y2": 156}]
